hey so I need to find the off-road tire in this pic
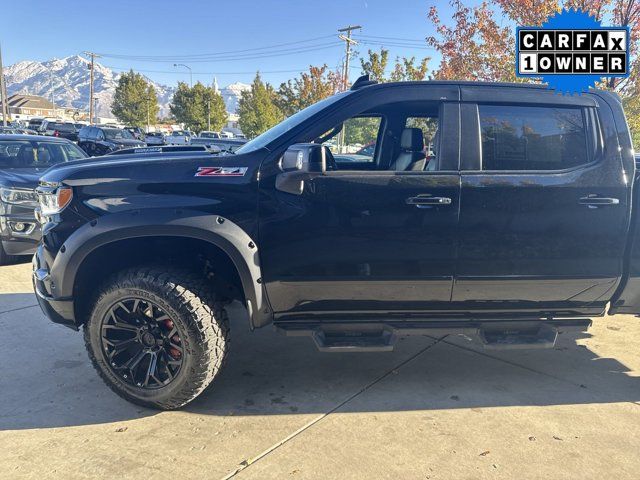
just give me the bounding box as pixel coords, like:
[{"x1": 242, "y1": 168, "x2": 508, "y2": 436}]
[{"x1": 84, "y1": 265, "x2": 230, "y2": 410}]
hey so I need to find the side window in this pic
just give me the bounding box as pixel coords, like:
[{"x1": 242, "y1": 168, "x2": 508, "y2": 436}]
[
  {"x1": 479, "y1": 105, "x2": 589, "y2": 171},
  {"x1": 325, "y1": 116, "x2": 382, "y2": 164},
  {"x1": 405, "y1": 116, "x2": 439, "y2": 164}
]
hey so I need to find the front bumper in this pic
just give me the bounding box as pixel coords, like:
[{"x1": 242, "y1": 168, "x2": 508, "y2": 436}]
[{"x1": 32, "y1": 246, "x2": 78, "y2": 330}]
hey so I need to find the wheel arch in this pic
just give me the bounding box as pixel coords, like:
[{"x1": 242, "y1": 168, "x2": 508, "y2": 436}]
[{"x1": 49, "y1": 210, "x2": 272, "y2": 329}]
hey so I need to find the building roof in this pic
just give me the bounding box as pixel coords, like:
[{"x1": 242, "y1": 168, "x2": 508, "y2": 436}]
[{"x1": 3, "y1": 94, "x2": 55, "y2": 110}]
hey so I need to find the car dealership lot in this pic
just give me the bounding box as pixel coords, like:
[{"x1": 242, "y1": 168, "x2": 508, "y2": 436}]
[{"x1": 1, "y1": 260, "x2": 640, "y2": 479}]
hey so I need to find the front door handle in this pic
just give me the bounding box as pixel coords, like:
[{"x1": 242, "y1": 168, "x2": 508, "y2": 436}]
[
  {"x1": 406, "y1": 194, "x2": 452, "y2": 208},
  {"x1": 579, "y1": 194, "x2": 620, "y2": 209}
]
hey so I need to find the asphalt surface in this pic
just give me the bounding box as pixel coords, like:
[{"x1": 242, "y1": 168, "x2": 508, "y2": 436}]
[{"x1": 1, "y1": 259, "x2": 639, "y2": 479}]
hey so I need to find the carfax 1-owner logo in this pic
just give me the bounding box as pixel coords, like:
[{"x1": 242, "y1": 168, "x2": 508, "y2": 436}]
[{"x1": 516, "y1": 8, "x2": 630, "y2": 94}]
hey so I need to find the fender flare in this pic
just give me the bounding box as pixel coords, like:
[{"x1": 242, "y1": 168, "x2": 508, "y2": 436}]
[{"x1": 48, "y1": 209, "x2": 271, "y2": 329}]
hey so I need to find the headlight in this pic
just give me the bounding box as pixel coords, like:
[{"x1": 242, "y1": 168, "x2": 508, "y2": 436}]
[
  {"x1": 0, "y1": 187, "x2": 38, "y2": 207},
  {"x1": 38, "y1": 187, "x2": 73, "y2": 216}
]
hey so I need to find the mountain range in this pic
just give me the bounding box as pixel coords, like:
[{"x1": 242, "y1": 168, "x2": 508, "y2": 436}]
[{"x1": 4, "y1": 55, "x2": 250, "y2": 120}]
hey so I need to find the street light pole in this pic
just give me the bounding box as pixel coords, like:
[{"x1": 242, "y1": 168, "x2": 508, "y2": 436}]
[{"x1": 174, "y1": 63, "x2": 192, "y2": 87}]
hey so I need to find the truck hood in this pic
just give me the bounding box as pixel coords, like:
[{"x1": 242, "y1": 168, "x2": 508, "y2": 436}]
[
  {"x1": 0, "y1": 168, "x2": 48, "y2": 190},
  {"x1": 38, "y1": 149, "x2": 266, "y2": 187}
]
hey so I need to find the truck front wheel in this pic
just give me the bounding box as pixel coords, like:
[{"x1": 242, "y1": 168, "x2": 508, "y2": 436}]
[{"x1": 84, "y1": 266, "x2": 229, "y2": 410}]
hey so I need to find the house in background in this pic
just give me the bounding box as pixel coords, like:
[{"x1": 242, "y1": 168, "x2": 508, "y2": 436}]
[{"x1": 1, "y1": 94, "x2": 55, "y2": 121}]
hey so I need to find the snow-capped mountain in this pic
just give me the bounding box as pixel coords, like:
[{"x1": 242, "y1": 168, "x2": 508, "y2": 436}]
[
  {"x1": 4, "y1": 55, "x2": 249, "y2": 119},
  {"x1": 219, "y1": 82, "x2": 251, "y2": 114}
]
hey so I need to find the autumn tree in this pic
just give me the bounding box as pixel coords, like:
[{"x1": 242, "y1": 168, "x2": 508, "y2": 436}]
[
  {"x1": 360, "y1": 48, "x2": 390, "y2": 82},
  {"x1": 112, "y1": 70, "x2": 159, "y2": 127},
  {"x1": 170, "y1": 82, "x2": 227, "y2": 132},
  {"x1": 360, "y1": 48, "x2": 430, "y2": 82},
  {"x1": 426, "y1": 0, "x2": 517, "y2": 82},
  {"x1": 389, "y1": 57, "x2": 430, "y2": 81},
  {"x1": 238, "y1": 73, "x2": 282, "y2": 138},
  {"x1": 277, "y1": 65, "x2": 342, "y2": 117}
]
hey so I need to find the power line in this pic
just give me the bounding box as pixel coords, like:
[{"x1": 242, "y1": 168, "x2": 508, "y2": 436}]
[
  {"x1": 354, "y1": 34, "x2": 428, "y2": 43},
  {"x1": 105, "y1": 65, "x2": 321, "y2": 75},
  {"x1": 95, "y1": 35, "x2": 339, "y2": 61},
  {"x1": 95, "y1": 42, "x2": 343, "y2": 63}
]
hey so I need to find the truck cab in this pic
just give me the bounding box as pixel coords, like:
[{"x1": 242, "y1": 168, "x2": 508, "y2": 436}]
[{"x1": 32, "y1": 79, "x2": 637, "y2": 409}]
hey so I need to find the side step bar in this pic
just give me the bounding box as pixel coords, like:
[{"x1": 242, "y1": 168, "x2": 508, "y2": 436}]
[{"x1": 276, "y1": 319, "x2": 592, "y2": 353}]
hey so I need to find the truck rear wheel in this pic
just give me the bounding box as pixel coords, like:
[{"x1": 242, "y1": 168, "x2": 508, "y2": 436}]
[{"x1": 84, "y1": 266, "x2": 229, "y2": 410}]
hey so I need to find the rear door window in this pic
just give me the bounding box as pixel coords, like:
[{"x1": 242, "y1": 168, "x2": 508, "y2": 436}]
[{"x1": 479, "y1": 105, "x2": 589, "y2": 171}]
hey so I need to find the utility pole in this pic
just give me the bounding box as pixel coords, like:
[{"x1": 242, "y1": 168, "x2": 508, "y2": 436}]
[
  {"x1": 0, "y1": 43, "x2": 9, "y2": 126},
  {"x1": 337, "y1": 26, "x2": 360, "y2": 152},
  {"x1": 338, "y1": 25, "x2": 361, "y2": 91},
  {"x1": 83, "y1": 51, "x2": 101, "y2": 125}
]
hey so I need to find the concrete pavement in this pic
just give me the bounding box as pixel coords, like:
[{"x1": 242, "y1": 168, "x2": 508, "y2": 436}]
[{"x1": 0, "y1": 260, "x2": 639, "y2": 479}]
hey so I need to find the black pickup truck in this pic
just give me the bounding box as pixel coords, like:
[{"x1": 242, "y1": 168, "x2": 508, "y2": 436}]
[{"x1": 33, "y1": 78, "x2": 637, "y2": 409}]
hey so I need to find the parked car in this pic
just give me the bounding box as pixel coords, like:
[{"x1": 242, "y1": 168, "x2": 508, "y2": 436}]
[
  {"x1": 198, "y1": 131, "x2": 222, "y2": 139},
  {"x1": 165, "y1": 130, "x2": 194, "y2": 145},
  {"x1": 43, "y1": 121, "x2": 80, "y2": 142},
  {"x1": 27, "y1": 118, "x2": 46, "y2": 133},
  {"x1": 33, "y1": 77, "x2": 638, "y2": 410},
  {"x1": 125, "y1": 126, "x2": 145, "y2": 140},
  {"x1": 0, "y1": 127, "x2": 20, "y2": 135},
  {"x1": 77, "y1": 126, "x2": 145, "y2": 156},
  {"x1": 190, "y1": 137, "x2": 247, "y2": 153},
  {"x1": 0, "y1": 135, "x2": 88, "y2": 264},
  {"x1": 144, "y1": 132, "x2": 165, "y2": 146}
]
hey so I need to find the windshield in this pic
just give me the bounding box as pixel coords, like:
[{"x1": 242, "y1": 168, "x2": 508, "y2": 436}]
[
  {"x1": 236, "y1": 91, "x2": 350, "y2": 154},
  {"x1": 104, "y1": 128, "x2": 135, "y2": 140},
  {"x1": 0, "y1": 140, "x2": 88, "y2": 168}
]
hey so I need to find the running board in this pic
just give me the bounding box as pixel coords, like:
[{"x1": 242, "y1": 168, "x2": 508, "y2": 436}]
[{"x1": 276, "y1": 319, "x2": 591, "y2": 352}]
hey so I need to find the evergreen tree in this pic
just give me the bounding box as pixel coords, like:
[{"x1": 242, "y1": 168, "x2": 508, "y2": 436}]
[
  {"x1": 111, "y1": 70, "x2": 159, "y2": 127},
  {"x1": 238, "y1": 73, "x2": 282, "y2": 138},
  {"x1": 169, "y1": 82, "x2": 227, "y2": 132}
]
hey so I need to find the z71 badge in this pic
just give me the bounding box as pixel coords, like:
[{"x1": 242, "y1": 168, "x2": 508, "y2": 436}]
[{"x1": 195, "y1": 167, "x2": 248, "y2": 177}]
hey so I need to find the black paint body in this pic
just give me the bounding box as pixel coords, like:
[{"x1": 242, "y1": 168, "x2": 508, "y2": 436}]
[{"x1": 32, "y1": 81, "x2": 639, "y2": 332}]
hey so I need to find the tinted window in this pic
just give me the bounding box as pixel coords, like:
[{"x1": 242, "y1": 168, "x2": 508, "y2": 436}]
[
  {"x1": 325, "y1": 116, "x2": 382, "y2": 164},
  {"x1": 479, "y1": 105, "x2": 588, "y2": 171},
  {"x1": 103, "y1": 128, "x2": 134, "y2": 140},
  {"x1": 0, "y1": 140, "x2": 87, "y2": 168}
]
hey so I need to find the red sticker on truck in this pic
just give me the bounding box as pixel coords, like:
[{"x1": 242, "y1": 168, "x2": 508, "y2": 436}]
[{"x1": 195, "y1": 167, "x2": 248, "y2": 177}]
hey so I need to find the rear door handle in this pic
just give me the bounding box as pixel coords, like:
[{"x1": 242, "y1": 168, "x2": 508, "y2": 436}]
[
  {"x1": 406, "y1": 194, "x2": 452, "y2": 208},
  {"x1": 579, "y1": 194, "x2": 620, "y2": 208}
]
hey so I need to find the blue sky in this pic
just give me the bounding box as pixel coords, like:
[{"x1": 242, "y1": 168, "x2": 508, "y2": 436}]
[{"x1": 0, "y1": 0, "x2": 475, "y2": 87}]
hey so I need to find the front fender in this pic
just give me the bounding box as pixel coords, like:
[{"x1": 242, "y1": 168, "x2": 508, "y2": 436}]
[{"x1": 47, "y1": 209, "x2": 271, "y2": 328}]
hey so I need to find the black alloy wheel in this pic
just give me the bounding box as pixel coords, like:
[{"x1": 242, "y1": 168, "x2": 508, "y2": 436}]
[
  {"x1": 84, "y1": 266, "x2": 230, "y2": 409},
  {"x1": 101, "y1": 298, "x2": 183, "y2": 389}
]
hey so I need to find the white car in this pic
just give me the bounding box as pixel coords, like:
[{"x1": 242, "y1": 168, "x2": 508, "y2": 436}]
[
  {"x1": 165, "y1": 130, "x2": 194, "y2": 145},
  {"x1": 199, "y1": 131, "x2": 222, "y2": 139}
]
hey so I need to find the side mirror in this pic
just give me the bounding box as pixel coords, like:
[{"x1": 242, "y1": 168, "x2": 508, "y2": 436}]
[
  {"x1": 279, "y1": 143, "x2": 325, "y2": 173},
  {"x1": 276, "y1": 143, "x2": 325, "y2": 195}
]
